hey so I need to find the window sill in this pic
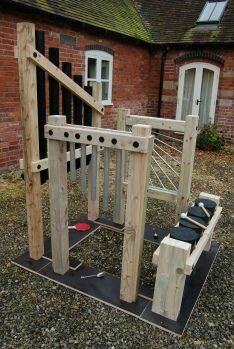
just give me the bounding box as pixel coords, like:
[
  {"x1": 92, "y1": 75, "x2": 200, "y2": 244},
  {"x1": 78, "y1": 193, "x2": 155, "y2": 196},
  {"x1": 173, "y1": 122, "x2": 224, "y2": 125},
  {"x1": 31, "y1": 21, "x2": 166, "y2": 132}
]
[{"x1": 102, "y1": 102, "x2": 113, "y2": 107}]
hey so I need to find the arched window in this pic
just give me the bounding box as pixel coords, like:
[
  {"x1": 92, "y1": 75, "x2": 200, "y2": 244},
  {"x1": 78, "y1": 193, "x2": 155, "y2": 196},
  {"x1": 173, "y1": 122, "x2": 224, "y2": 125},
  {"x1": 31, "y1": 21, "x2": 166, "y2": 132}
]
[
  {"x1": 176, "y1": 63, "x2": 220, "y2": 127},
  {"x1": 85, "y1": 50, "x2": 113, "y2": 105}
]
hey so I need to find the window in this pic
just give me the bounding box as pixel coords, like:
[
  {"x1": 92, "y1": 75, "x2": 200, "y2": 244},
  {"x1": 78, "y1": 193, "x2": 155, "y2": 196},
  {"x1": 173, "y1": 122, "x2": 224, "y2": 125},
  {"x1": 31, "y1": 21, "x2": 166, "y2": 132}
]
[
  {"x1": 85, "y1": 50, "x2": 113, "y2": 105},
  {"x1": 197, "y1": 0, "x2": 228, "y2": 23}
]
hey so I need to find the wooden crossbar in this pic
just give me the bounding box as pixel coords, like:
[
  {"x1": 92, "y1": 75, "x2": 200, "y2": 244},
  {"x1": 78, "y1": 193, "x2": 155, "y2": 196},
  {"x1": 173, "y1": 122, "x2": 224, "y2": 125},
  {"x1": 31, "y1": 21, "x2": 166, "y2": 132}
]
[
  {"x1": 19, "y1": 145, "x2": 93, "y2": 172},
  {"x1": 26, "y1": 44, "x2": 104, "y2": 115},
  {"x1": 126, "y1": 115, "x2": 186, "y2": 132},
  {"x1": 45, "y1": 124, "x2": 153, "y2": 153}
]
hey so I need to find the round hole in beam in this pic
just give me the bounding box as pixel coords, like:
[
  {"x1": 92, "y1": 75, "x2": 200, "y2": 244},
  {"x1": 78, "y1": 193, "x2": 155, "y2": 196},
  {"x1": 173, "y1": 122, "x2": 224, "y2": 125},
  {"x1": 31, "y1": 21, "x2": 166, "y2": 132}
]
[
  {"x1": 64, "y1": 132, "x2": 69, "y2": 138},
  {"x1": 49, "y1": 130, "x2": 53, "y2": 136},
  {"x1": 133, "y1": 141, "x2": 139, "y2": 148},
  {"x1": 87, "y1": 135, "x2": 92, "y2": 141},
  {"x1": 75, "y1": 133, "x2": 80, "y2": 139},
  {"x1": 99, "y1": 136, "x2": 105, "y2": 143},
  {"x1": 111, "y1": 138, "x2": 117, "y2": 145},
  {"x1": 37, "y1": 164, "x2": 41, "y2": 170},
  {"x1": 33, "y1": 52, "x2": 37, "y2": 58}
]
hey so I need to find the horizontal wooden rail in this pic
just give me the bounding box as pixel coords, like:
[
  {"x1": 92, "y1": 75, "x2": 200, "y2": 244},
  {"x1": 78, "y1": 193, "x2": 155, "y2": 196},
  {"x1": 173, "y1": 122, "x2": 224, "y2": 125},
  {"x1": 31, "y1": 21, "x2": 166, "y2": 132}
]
[
  {"x1": 19, "y1": 145, "x2": 93, "y2": 172},
  {"x1": 45, "y1": 124, "x2": 153, "y2": 153},
  {"x1": 126, "y1": 115, "x2": 186, "y2": 133},
  {"x1": 184, "y1": 206, "x2": 222, "y2": 275},
  {"x1": 25, "y1": 44, "x2": 104, "y2": 115},
  {"x1": 123, "y1": 182, "x2": 178, "y2": 203},
  {"x1": 148, "y1": 187, "x2": 178, "y2": 203}
]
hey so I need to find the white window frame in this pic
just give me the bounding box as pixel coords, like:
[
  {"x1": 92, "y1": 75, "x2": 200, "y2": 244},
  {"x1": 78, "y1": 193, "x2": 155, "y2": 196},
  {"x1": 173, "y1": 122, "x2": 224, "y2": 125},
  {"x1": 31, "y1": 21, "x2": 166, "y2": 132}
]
[
  {"x1": 85, "y1": 50, "x2": 113, "y2": 106},
  {"x1": 176, "y1": 62, "x2": 220, "y2": 124}
]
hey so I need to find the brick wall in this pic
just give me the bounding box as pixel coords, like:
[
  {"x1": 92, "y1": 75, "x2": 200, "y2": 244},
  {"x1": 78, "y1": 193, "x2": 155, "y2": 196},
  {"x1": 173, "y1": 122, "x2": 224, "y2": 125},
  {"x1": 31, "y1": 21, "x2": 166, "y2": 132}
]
[
  {"x1": 0, "y1": 7, "x2": 233, "y2": 170},
  {"x1": 0, "y1": 8, "x2": 160, "y2": 170},
  {"x1": 160, "y1": 48, "x2": 234, "y2": 142}
]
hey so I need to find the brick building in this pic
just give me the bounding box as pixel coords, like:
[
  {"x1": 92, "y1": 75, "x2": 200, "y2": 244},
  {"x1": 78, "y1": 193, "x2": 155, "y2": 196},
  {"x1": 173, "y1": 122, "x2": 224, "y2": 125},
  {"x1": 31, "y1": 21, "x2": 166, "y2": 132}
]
[{"x1": 0, "y1": 0, "x2": 233, "y2": 170}]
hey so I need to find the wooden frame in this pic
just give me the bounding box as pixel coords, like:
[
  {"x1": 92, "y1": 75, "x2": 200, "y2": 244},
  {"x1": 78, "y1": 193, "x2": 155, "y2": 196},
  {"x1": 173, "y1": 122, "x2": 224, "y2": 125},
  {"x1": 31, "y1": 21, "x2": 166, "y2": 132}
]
[
  {"x1": 151, "y1": 192, "x2": 222, "y2": 320},
  {"x1": 118, "y1": 110, "x2": 198, "y2": 215}
]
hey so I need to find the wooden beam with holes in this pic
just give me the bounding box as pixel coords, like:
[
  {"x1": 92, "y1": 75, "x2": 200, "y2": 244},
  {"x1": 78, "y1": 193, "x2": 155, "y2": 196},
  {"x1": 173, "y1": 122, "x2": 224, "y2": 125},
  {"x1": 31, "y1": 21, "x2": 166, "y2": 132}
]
[
  {"x1": 126, "y1": 115, "x2": 186, "y2": 132},
  {"x1": 24, "y1": 44, "x2": 104, "y2": 115},
  {"x1": 44, "y1": 124, "x2": 153, "y2": 153}
]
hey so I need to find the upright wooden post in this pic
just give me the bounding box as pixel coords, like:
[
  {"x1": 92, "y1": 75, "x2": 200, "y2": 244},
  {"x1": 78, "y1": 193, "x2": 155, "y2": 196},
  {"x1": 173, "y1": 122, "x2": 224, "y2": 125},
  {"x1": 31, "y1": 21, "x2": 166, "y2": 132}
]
[
  {"x1": 152, "y1": 237, "x2": 191, "y2": 320},
  {"x1": 113, "y1": 108, "x2": 130, "y2": 225},
  {"x1": 48, "y1": 115, "x2": 69, "y2": 275},
  {"x1": 17, "y1": 22, "x2": 44, "y2": 260},
  {"x1": 88, "y1": 82, "x2": 102, "y2": 221},
  {"x1": 176, "y1": 115, "x2": 198, "y2": 218},
  {"x1": 120, "y1": 124, "x2": 153, "y2": 303}
]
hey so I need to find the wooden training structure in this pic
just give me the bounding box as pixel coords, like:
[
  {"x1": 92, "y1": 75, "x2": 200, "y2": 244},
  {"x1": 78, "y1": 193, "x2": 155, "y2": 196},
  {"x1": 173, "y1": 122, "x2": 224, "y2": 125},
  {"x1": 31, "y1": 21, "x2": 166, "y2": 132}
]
[{"x1": 14, "y1": 22, "x2": 222, "y2": 335}]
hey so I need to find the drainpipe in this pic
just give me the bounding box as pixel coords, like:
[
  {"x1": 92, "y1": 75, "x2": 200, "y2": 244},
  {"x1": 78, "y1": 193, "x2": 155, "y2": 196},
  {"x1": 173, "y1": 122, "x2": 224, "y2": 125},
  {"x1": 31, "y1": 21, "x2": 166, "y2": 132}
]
[{"x1": 157, "y1": 45, "x2": 170, "y2": 118}]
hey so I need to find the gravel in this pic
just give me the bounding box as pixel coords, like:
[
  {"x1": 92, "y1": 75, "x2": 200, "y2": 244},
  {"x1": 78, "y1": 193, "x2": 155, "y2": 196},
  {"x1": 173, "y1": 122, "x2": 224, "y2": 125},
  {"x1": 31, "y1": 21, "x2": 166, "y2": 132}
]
[{"x1": 0, "y1": 146, "x2": 233, "y2": 349}]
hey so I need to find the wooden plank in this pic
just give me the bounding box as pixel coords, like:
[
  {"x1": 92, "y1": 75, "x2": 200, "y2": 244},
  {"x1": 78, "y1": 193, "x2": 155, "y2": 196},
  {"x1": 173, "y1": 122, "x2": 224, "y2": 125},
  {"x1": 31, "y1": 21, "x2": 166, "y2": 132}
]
[
  {"x1": 199, "y1": 192, "x2": 220, "y2": 206},
  {"x1": 114, "y1": 108, "x2": 130, "y2": 224},
  {"x1": 20, "y1": 145, "x2": 93, "y2": 172},
  {"x1": 199, "y1": 192, "x2": 220, "y2": 251},
  {"x1": 88, "y1": 82, "x2": 102, "y2": 221},
  {"x1": 120, "y1": 124, "x2": 154, "y2": 303},
  {"x1": 126, "y1": 115, "x2": 186, "y2": 132},
  {"x1": 122, "y1": 181, "x2": 178, "y2": 204},
  {"x1": 152, "y1": 236, "x2": 191, "y2": 320},
  {"x1": 48, "y1": 115, "x2": 69, "y2": 275},
  {"x1": 44, "y1": 124, "x2": 151, "y2": 153},
  {"x1": 176, "y1": 115, "x2": 198, "y2": 217},
  {"x1": 26, "y1": 45, "x2": 104, "y2": 116},
  {"x1": 185, "y1": 206, "x2": 222, "y2": 275},
  {"x1": 17, "y1": 22, "x2": 44, "y2": 260},
  {"x1": 147, "y1": 187, "x2": 178, "y2": 203}
]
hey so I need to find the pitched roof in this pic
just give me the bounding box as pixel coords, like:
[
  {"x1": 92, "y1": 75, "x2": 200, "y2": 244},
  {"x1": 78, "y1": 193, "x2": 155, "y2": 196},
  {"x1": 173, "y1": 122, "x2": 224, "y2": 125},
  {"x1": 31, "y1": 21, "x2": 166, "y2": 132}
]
[
  {"x1": 134, "y1": 0, "x2": 234, "y2": 44},
  {"x1": 5, "y1": 0, "x2": 234, "y2": 44},
  {"x1": 5, "y1": 0, "x2": 151, "y2": 42}
]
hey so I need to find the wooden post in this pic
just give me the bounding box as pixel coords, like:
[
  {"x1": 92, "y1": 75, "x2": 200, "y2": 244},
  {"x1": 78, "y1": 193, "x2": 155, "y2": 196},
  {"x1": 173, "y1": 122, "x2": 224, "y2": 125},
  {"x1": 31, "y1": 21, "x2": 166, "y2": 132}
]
[
  {"x1": 48, "y1": 115, "x2": 69, "y2": 275},
  {"x1": 176, "y1": 115, "x2": 198, "y2": 218},
  {"x1": 120, "y1": 124, "x2": 153, "y2": 303},
  {"x1": 152, "y1": 237, "x2": 191, "y2": 320},
  {"x1": 88, "y1": 82, "x2": 102, "y2": 221},
  {"x1": 113, "y1": 108, "x2": 130, "y2": 225},
  {"x1": 17, "y1": 22, "x2": 44, "y2": 259},
  {"x1": 199, "y1": 192, "x2": 220, "y2": 252}
]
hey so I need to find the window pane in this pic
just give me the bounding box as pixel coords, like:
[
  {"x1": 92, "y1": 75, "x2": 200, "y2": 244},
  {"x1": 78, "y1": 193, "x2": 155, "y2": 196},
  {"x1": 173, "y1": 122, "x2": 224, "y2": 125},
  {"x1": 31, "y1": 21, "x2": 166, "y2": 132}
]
[
  {"x1": 181, "y1": 68, "x2": 196, "y2": 121},
  {"x1": 88, "y1": 58, "x2": 97, "y2": 79},
  {"x1": 198, "y1": 2, "x2": 216, "y2": 22},
  {"x1": 101, "y1": 60, "x2": 109, "y2": 79},
  {"x1": 209, "y1": 2, "x2": 227, "y2": 21},
  {"x1": 87, "y1": 80, "x2": 94, "y2": 87},
  {"x1": 199, "y1": 69, "x2": 214, "y2": 127},
  {"x1": 102, "y1": 81, "x2": 109, "y2": 101}
]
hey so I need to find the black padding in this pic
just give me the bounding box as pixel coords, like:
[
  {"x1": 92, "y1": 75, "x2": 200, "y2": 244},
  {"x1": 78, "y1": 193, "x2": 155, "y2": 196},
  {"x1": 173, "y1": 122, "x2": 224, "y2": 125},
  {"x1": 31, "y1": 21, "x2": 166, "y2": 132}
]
[
  {"x1": 188, "y1": 206, "x2": 210, "y2": 224},
  {"x1": 169, "y1": 227, "x2": 199, "y2": 247},
  {"x1": 195, "y1": 198, "x2": 217, "y2": 216},
  {"x1": 179, "y1": 217, "x2": 207, "y2": 237}
]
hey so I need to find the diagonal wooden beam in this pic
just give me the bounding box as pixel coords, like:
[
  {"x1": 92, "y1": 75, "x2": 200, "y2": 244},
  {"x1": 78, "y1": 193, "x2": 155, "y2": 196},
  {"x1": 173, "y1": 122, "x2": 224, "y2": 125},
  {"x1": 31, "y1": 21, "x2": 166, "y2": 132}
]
[{"x1": 26, "y1": 44, "x2": 104, "y2": 116}]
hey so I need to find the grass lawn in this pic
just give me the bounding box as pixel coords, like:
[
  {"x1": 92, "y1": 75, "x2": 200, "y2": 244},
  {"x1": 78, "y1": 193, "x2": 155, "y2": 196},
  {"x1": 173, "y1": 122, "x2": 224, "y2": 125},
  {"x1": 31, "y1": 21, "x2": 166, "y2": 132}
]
[{"x1": 0, "y1": 146, "x2": 233, "y2": 348}]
